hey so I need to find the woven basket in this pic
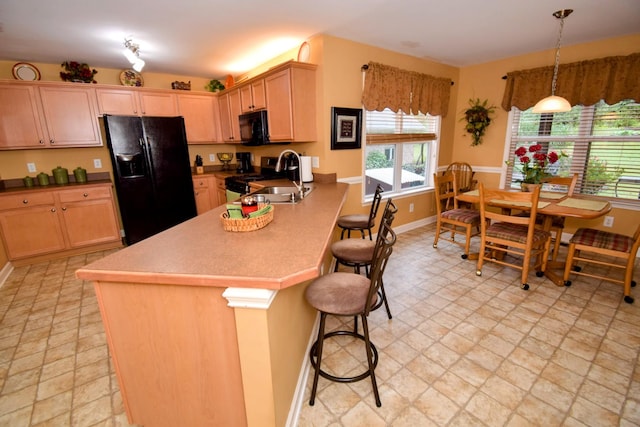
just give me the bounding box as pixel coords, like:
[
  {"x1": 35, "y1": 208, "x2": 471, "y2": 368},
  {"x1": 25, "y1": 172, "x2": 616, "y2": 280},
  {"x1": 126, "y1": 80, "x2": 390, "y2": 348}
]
[{"x1": 220, "y1": 206, "x2": 274, "y2": 232}]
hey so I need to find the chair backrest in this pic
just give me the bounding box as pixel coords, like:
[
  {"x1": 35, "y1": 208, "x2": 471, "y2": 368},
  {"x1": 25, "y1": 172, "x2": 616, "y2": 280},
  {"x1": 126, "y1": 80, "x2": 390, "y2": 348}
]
[
  {"x1": 368, "y1": 184, "x2": 384, "y2": 224},
  {"x1": 445, "y1": 162, "x2": 475, "y2": 193},
  {"x1": 478, "y1": 183, "x2": 541, "y2": 245},
  {"x1": 542, "y1": 173, "x2": 578, "y2": 196},
  {"x1": 365, "y1": 219, "x2": 397, "y2": 316},
  {"x1": 433, "y1": 172, "x2": 460, "y2": 214}
]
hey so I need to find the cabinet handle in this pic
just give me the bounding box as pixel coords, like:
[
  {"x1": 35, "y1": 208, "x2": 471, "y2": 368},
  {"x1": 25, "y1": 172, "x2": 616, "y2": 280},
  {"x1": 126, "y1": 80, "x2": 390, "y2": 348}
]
[
  {"x1": 62, "y1": 207, "x2": 67, "y2": 211},
  {"x1": 22, "y1": 199, "x2": 28, "y2": 204},
  {"x1": 83, "y1": 193, "x2": 89, "y2": 198},
  {"x1": 50, "y1": 139, "x2": 55, "y2": 144},
  {"x1": 39, "y1": 140, "x2": 44, "y2": 145},
  {"x1": 51, "y1": 208, "x2": 56, "y2": 213}
]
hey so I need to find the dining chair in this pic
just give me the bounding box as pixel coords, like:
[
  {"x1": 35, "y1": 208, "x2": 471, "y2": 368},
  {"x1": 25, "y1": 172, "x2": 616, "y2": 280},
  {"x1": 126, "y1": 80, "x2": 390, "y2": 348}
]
[
  {"x1": 445, "y1": 162, "x2": 476, "y2": 193},
  {"x1": 305, "y1": 218, "x2": 397, "y2": 407},
  {"x1": 336, "y1": 184, "x2": 383, "y2": 239},
  {"x1": 432, "y1": 172, "x2": 482, "y2": 259},
  {"x1": 475, "y1": 183, "x2": 552, "y2": 290},
  {"x1": 563, "y1": 224, "x2": 640, "y2": 304},
  {"x1": 540, "y1": 173, "x2": 579, "y2": 261}
]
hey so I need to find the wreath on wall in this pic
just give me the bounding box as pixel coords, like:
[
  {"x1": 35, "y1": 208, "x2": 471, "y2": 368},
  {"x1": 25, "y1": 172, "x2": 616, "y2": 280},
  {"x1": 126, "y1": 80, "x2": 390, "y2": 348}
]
[{"x1": 462, "y1": 98, "x2": 495, "y2": 146}]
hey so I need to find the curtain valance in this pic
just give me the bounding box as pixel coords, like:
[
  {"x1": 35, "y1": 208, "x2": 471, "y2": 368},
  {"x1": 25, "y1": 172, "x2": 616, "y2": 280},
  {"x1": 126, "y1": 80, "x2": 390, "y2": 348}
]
[
  {"x1": 362, "y1": 62, "x2": 452, "y2": 117},
  {"x1": 502, "y1": 52, "x2": 640, "y2": 111}
]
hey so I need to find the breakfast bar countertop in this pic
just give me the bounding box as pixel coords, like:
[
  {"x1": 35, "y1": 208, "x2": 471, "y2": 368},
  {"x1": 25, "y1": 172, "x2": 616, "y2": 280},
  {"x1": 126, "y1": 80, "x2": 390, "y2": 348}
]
[{"x1": 76, "y1": 181, "x2": 348, "y2": 290}]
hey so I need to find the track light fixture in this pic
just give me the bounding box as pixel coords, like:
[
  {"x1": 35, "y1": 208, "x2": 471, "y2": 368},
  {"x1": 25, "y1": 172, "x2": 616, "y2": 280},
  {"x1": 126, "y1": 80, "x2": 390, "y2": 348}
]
[
  {"x1": 532, "y1": 9, "x2": 573, "y2": 114},
  {"x1": 123, "y1": 38, "x2": 145, "y2": 72}
]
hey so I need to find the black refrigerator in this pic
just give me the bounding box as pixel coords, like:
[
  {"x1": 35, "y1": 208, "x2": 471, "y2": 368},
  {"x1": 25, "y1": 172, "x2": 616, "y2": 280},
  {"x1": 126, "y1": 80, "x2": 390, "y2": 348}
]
[{"x1": 104, "y1": 115, "x2": 197, "y2": 245}]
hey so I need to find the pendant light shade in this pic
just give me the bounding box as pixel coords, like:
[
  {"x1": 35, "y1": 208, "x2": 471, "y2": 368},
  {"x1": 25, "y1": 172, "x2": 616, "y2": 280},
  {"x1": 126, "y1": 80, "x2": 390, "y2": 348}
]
[
  {"x1": 123, "y1": 38, "x2": 145, "y2": 72},
  {"x1": 532, "y1": 9, "x2": 573, "y2": 114}
]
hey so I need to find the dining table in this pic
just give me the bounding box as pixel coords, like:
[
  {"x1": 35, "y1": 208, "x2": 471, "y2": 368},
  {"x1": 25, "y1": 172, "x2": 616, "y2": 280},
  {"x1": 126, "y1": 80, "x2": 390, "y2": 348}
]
[{"x1": 456, "y1": 188, "x2": 612, "y2": 286}]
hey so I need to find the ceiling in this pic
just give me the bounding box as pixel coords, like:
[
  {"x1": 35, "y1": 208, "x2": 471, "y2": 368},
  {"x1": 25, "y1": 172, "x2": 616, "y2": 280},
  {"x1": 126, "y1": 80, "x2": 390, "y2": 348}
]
[{"x1": 1, "y1": 0, "x2": 639, "y2": 80}]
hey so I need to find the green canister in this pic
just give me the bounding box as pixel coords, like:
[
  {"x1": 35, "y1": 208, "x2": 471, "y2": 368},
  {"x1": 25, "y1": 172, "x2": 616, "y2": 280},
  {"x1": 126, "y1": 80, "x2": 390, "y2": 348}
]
[
  {"x1": 73, "y1": 167, "x2": 87, "y2": 183},
  {"x1": 23, "y1": 176, "x2": 34, "y2": 188},
  {"x1": 52, "y1": 166, "x2": 69, "y2": 185},
  {"x1": 37, "y1": 172, "x2": 50, "y2": 186}
]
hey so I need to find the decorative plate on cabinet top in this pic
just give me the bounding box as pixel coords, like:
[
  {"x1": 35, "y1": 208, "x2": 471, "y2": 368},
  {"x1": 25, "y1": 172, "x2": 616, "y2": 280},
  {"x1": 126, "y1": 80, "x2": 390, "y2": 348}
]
[
  {"x1": 12, "y1": 62, "x2": 41, "y2": 81},
  {"x1": 297, "y1": 42, "x2": 310, "y2": 63},
  {"x1": 119, "y1": 69, "x2": 144, "y2": 87}
]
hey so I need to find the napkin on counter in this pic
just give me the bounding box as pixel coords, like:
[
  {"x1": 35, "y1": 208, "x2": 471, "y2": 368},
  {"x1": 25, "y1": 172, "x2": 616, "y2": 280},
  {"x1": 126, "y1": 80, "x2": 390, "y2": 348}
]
[
  {"x1": 248, "y1": 204, "x2": 273, "y2": 218},
  {"x1": 225, "y1": 204, "x2": 244, "y2": 219}
]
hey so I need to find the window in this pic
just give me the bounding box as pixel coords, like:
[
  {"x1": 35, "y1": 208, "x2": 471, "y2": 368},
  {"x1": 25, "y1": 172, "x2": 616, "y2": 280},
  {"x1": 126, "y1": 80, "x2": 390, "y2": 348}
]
[
  {"x1": 364, "y1": 108, "x2": 440, "y2": 197},
  {"x1": 505, "y1": 100, "x2": 640, "y2": 200}
]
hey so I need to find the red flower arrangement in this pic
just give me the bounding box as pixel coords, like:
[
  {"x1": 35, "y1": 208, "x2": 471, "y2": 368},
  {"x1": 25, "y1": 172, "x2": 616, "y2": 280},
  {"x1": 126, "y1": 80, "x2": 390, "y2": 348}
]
[
  {"x1": 513, "y1": 144, "x2": 565, "y2": 184},
  {"x1": 60, "y1": 61, "x2": 98, "y2": 83}
]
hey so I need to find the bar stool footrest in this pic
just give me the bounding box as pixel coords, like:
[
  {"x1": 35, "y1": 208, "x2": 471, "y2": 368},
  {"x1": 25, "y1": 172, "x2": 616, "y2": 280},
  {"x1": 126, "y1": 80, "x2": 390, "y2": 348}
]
[{"x1": 310, "y1": 330, "x2": 378, "y2": 383}]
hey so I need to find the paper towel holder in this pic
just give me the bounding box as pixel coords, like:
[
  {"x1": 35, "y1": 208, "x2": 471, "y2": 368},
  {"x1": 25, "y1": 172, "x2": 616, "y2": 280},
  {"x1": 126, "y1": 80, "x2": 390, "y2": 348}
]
[{"x1": 301, "y1": 156, "x2": 314, "y2": 182}]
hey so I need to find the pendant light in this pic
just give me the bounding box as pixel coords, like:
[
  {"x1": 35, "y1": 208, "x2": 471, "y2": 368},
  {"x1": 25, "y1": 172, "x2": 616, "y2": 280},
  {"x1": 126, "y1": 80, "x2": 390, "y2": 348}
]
[
  {"x1": 123, "y1": 38, "x2": 145, "y2": 72},
  {"x1": 532, "y1": 9, "x2": 573, "y2": 114}
]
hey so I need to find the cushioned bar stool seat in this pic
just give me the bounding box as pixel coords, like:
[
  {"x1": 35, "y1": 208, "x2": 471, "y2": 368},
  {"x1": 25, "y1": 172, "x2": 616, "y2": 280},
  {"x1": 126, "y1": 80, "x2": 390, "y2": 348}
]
[
  {"x1": 563, "y1": 225, "x2": 640, "y2": 304},
  {"x1": 336, "y1": 184, "x2": 383, "y2": 239},
  {"x1": 331, "y1": 199, "x2": 397, "y2": 320},
  {"x1": 305, "y1": 220, "x2": 396, "y2": 407}
]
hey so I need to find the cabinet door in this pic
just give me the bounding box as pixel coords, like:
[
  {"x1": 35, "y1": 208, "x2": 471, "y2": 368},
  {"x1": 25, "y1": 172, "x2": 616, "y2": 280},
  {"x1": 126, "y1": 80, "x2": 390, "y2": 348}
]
[
  {"x1": 0, "y1": 83, "x2": 48, "y2": 149},
  {"x1": 264, "y1": 69, "x2": 294, "y2": 141},
  {"x1": 177, "y1": 94, "x2": 219, "y2": 143},
  {"x1": 0, "y1": 205, "x2": 66, "y2": 259},
  {"x1": 96, "y1": 88, "x2": 140, "y2": 115},
  {"x1": 38, "y1": 85, "x2": 102, "y2": 147},
  {"x1": 239, "y1": 80, "x2": 266, "y2": 113},
  {"x1": 193, "y1": 177, "x2": 212, "y2": 214},
  {"x1": 218, "y1": 90, "x2": 241, "y2": 142},
  {"x1": 59, "y1": 198, "x2": 121, "y2": 248},
  {"x1": 138, "y1": 92, "x2": 178, "y2": 116}
]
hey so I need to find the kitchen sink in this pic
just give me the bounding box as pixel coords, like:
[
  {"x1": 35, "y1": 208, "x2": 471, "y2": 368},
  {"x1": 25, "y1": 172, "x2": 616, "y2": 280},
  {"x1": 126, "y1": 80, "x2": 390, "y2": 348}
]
[{"x1": 250, "y1": 185, "x2": 314, "y2": 203}]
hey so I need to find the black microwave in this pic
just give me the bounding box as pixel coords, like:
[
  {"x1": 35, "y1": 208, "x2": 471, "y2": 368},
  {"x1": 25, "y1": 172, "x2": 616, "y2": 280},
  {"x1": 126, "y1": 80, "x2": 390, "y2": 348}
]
[{"x1": 239, "y1": 110, "x2": 270, "y2": 146}]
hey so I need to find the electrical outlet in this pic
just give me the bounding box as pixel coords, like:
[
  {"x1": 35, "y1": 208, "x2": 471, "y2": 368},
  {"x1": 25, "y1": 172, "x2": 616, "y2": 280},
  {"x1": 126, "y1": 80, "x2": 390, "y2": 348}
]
[
  {"x1": 27, "y1": 162, "x2": 36, "y2": 173},
  {"x1": 409, "y1": 203, "x2": 414, "y2": 213},
  {"x1": 603, "y1": 216, "x2": 614, "y2": 227},
  {"x1": 209, "y1": 154, "x2": 215, "y2": 162},
  {"x1": 94, "y1": 159, "x2": 102, "y2": 168},
  {"x1": 312, "y1": 156, "x2": 319, "y2": 168}
]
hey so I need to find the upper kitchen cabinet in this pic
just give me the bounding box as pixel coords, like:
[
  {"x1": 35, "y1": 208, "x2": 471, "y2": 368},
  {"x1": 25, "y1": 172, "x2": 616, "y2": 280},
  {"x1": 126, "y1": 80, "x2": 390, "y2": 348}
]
[
  {"x1": 96, "y1": 88, "x2": 178, "y2": 116},
  {"x1": 239, "y1": 79, "x2": 266, "y2": 113},
  {"x1": 264, "y1": 62, "x2": 316, "y2": 142},
  {"x1": 176, "y1": 93, "x2": 220, "y2": 144},
  {"x1": 218, "y1": 89, "x2": 242, "y2": 143},
  {"x1": 0, "y1": 81, "x2": 102, "y2": 149}
]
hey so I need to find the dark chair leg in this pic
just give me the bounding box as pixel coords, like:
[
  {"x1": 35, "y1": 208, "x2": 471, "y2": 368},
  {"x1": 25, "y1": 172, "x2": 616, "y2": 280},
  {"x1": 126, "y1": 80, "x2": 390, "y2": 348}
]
[
  {"x1": 361, "y1": 315, "x2": 381, "y2": 407},
  {"x1": 309, "y1": 313, "x2": 327, "y2": 406},
  {"x1": 379, "y1": 280, "x2": 392, "y2": 319}
]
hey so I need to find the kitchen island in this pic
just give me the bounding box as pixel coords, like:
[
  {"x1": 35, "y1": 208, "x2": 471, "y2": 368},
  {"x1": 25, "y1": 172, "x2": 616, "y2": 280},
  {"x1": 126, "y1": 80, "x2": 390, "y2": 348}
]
[{"x1": 76, "y1": 180, "x2": 348, "y2": 427}]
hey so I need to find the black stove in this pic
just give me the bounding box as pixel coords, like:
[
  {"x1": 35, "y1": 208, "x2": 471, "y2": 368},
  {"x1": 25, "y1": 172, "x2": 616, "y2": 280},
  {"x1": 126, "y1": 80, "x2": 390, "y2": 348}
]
[{"x1": 224, "y1": 156, "x2": 287, "y2": 195}]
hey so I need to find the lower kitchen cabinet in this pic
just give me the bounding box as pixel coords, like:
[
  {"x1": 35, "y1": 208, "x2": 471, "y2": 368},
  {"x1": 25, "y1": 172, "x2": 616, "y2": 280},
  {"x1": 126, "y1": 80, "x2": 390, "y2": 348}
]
[
  {"x1": 193, "y1": 176, "x2": 221, "y2": 214},
  {"x1": 0, "y1": 183, "x2": 122, "y2": 264}
]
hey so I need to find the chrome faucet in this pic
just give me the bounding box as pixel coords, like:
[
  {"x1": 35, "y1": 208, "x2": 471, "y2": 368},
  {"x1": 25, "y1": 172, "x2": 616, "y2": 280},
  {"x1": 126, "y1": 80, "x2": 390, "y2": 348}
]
[{"x1": 275, "y1": 149, "x2": 305, "y2": 198}]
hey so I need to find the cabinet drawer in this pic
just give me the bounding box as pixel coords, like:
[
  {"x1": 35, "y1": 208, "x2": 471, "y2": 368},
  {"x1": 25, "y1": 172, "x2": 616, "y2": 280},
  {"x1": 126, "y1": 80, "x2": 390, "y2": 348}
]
[
  {"x1": 193, "y1": 177, "x2": 210, "y2": 188},
  {"x1": 215, "y1": 178, "x2": 226, "y2": 190},
  {"x1": 0, "y1": 192, "x2": 55, "y2": 210},
  {"x1": 57, "y1": 186, "x2": 112, "y2": 203}
]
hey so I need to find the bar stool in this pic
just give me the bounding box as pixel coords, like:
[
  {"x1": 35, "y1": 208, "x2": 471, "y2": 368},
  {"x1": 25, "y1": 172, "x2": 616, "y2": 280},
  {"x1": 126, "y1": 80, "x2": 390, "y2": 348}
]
[
  {"x1": 336, "y1": 184, "x2": 383, "y2": 239},
  {"x1": 331, "y1": 199, "x2": 397, "y2": 320},
  {"x1": 305, "y1": 219, "x2": 397, "y2": 407}
]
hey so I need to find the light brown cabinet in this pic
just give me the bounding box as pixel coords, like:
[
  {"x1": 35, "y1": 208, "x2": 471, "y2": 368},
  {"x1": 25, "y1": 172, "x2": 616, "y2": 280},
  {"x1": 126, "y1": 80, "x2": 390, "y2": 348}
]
[
  {"x1": 96, "y1": 88, "x2": 178, "y2": 116},
  {"x1": 264, "y1": 64, "x2": 316, "y2": 142},
  {"x1": 0, "y1": 82, "x2": 102, "y2": 149},
  {"x1": 0, "y1": 183, "x2": 122, "y2": 263},
  {"x1": 218, "y1": 89, "x2": 242, "y2": 142},
  {"x1": 193, "y1": 176, "x2": 221, "y2": 214},
  {"x1": 176, "y1": 93, "x2": 220, "y2": 144},
  {"x1": 239, "y1": 79, "x2": 266, "y2": 113},
  {"x1": 215, "y1": 176, "x2": 227, "y2": 206}
]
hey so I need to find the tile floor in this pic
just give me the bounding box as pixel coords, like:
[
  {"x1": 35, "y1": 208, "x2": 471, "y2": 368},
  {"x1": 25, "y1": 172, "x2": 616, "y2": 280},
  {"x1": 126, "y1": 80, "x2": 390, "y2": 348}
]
[{"x1": 1, "y1": 224, "x2": 639, "y2": 426}]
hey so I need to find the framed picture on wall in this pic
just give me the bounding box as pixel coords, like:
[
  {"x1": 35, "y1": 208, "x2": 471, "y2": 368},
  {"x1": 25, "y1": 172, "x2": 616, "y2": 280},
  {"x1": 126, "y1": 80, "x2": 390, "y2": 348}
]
[{"x1": 331, "y1": 107, "x2": 362, "y2": 150}]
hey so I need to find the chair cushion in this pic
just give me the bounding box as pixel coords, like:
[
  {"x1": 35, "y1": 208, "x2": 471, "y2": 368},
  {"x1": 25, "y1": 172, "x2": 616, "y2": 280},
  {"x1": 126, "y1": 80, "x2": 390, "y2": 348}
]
[
  {"x1": 305, "y1": 272, "x2": 375, "y2": 316},
  {"x1": 570, "y1": 228, "x2": 634, "y2": 253},
  {"x1": 337, "y1": 214, "x2": 371, "y2": 230},
  {"x1": 331, "y1": 239, "x2": 375, "y2": 263},
  {"x1": 441, "y1": 208, "x2": 481, "y2": 224},
  {"x1": 487, "y1": 222, "x2": 551, "y2": 245}
]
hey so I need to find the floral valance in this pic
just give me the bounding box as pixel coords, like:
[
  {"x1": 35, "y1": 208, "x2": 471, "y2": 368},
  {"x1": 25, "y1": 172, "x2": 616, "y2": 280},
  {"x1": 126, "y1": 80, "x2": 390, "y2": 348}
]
[
  {"x1": 362, "y1": 62, "x2": 452, "y2": 117},
  {"x1": 502, "y1": 52, "x2": 640, "y2": 111}
]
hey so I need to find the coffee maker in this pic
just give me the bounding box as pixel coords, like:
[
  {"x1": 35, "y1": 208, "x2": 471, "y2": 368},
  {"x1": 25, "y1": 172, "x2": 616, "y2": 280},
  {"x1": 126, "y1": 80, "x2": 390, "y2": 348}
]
[{"x1": 236, "y1": 152, "x2": 253, "y2": 174}]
